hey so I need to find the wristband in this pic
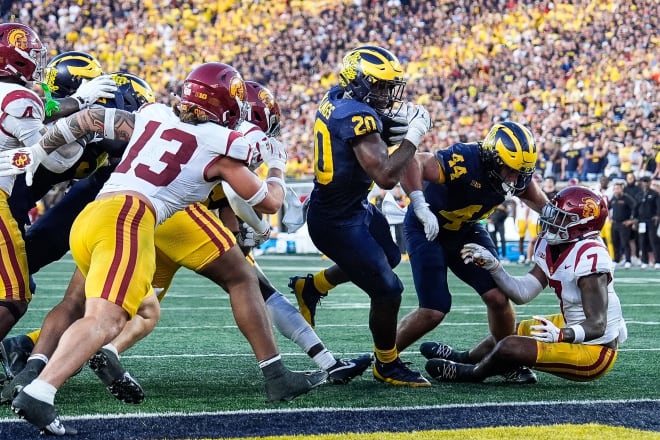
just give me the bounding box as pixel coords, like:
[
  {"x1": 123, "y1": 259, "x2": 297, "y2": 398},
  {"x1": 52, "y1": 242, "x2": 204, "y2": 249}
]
[
  {"x1": 570, "y1": 324, "x2": 585, "y2": 343},
  {"x1": 266, "y1": 176, "x2": 286, "y2": 192},
  {"x1": 246, "y1": 180, "x2": 268, "y2": 206},
  {"x1": 408, "y1": 190, "x2": 427, "y2": 208}
]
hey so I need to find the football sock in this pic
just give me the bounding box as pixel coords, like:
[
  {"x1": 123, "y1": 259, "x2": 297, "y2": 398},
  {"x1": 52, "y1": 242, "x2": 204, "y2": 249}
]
[
  {"x1": 313, "y1": 270, "x2": 334, "y2": 294},
  {"x1": 27, "y1": 354, "x2": 48, "y2": 365},
  {"x1": 102, "y1": 343, "x2": 119, "y2": 358},
  {"x1": 265, "y1": 291, "x2": 322, "y2": 352},
  {"x1": 259, "y1": 355, "x2": 287, "y2": 380},
  {"x1": 374, "y1": 346, "x2": 398, "y2": 364},
  {"x1": 26, "y1": 330, "x2": 41, "y2": 345},
  {"x1": 312, "y1": 348, "x2": 337, "y2": 371},
  {"x1": 22, "y1": 379, "x2": 57, "y2": 405}
]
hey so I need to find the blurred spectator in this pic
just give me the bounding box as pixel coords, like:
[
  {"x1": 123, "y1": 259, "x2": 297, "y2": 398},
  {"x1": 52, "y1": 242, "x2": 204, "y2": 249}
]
[
  {"x1": 7, "y1": 0, "x2": 659, "y2": 187},
  {"x1": 609, "y1": 180, "x2": 637, "y2": 268},
  {"x1": 633, "y1": 176, "x2": 660, "y2": 268}
]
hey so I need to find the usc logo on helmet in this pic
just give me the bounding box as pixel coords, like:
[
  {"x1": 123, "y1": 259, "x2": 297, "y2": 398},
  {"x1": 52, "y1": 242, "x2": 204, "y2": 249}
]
[
  {"x1": 582, "y1": 197, "x2": 600, "y2": 219},
  {"x1": 258, "y1": 88, "x2": 275, "y2": 111},
  {"x1": 6, "y1": 28, "x2": 28, "y2": 50},
  {"x1": 229, "y1": 76, "x2": 246, "y2": 101}
]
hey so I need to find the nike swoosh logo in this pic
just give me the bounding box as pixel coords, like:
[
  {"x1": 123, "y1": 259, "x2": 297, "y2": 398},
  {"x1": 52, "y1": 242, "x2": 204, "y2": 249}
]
[
  {"x1": 564, "y1": 265, "x2": 571, "y2": 269},
  {"x1": 331, "y1": 361, "x2": 356, "y2": 372}
]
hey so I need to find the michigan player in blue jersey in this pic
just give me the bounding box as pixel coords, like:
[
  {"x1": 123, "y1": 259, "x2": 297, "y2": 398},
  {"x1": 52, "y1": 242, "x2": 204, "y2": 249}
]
[
  {"x1": 399, "y1": 121, "x2": 548, "y2": 383},
  {"x1": 302, "y1": 45, "x2": 433, "y2": 387}
]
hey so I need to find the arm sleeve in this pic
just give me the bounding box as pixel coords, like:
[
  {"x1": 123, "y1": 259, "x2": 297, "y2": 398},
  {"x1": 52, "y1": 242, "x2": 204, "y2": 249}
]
[{"x1": 490, "y1": 266, "x2": 544, "y2": 305}]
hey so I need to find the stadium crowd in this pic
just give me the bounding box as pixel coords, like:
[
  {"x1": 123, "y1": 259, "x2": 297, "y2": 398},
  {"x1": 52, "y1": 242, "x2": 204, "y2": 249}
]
[{"x1": 6, "y1": 0, "x2": 659, "y2": 181}]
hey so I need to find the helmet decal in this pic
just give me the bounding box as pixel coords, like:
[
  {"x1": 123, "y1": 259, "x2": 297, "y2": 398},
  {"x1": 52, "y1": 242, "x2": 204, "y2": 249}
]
[
  {"x1": 582, "y1": 197, "x2": 600, "y2": 219},
  {"x1": 7, "y1": 27, "x2": 29, "y2": 50},
  {"x1": 229, "y1": 76, "x2": 246, "y2": 101}
]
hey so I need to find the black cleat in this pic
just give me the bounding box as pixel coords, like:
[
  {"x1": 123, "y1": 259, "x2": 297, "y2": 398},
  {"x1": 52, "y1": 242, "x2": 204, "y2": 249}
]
[
  {"x1": 419, "y1": 341, "x2": 471, "y2": 363},
  {"x1": 88, "y1": 348, "x2": 145, "y2": 404},
  {"x1": 425, "y1": 358, "x2": 482, "y2": 383},
  {"x1": 326, "y1": 353, "x2": 373, "y2": 384},
  {"x1": 373, "y1": 356, "x2": 431, "y2": 387},
  {"x1": 502, "y1": 365, "x2": 538, "y2": 384},
  {"x1": 265, "y1": 369, "x2": 327, "y2": 402},
  {"x1": 12, "y1": 391, "x2": 77, "y2": 435},
  {"x1": 0, "y1": 334, "x2": 34, "y2": 384},
  {"x1": 288, "y1": 274, "x2": 326, "y2": 328},
  {"x1": 0, "y1": 358, "x2": 45, "y2": 405}
]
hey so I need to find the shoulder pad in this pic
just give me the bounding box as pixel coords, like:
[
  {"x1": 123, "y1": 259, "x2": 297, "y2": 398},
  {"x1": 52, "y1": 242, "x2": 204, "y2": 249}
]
[
  {"x1": 1, "y1": 88, "x2": 44, "y2": 120},
  {"x1": 225, "y1": 130, "x2": 253, "y2": 164}
]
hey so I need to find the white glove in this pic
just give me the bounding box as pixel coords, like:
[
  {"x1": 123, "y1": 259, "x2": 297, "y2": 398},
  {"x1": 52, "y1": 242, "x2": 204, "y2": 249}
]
[
  {"x1": 408, "y1": 190, "x2": 439, "y2": 241},
  {"x1": 403, "y1": 103, "x2": 432, "y2": 147},
  {"x1": 530, "y1": 315, "x2": 563, "y2": 343},
  {"x1": 380, "y1": 108, "x2": 408, "y2": 146},
  {"x1": 282, "y1": 187, "x2": 306, "y2": 233},
  {"x1": 460, "y1": 243, "x2": 501, "y2": 272},
  {"x1": 260, "y1": 137, "x2": 287, "y2": 171},
  {"x1": 0, "y1": 144, "x2": 48, "y2": 186},
  {"x1": 236, "y1": 221, "x2": 271, "y2": 249},
  {"x1": 72, "y1": 75, "x2": 117, "y2": 109}
]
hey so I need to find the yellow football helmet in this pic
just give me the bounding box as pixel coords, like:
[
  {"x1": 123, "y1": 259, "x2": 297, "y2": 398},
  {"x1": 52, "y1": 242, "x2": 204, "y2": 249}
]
[
  {"x1": 338, "y1": 45, "x2": 405, "y2": 116},
  {"x1": 481, "y1": 121, "x2": 537, "y2": 195}
]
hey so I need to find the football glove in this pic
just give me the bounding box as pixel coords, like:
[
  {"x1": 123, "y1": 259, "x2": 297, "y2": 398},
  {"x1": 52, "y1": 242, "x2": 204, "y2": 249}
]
[
  {"x1": 0, "y1": 144, "x2": 48, "y2": 186},
  {"x1": 261, "y1": 137, "x2": 288, "y2": 172},
  {"x1": 404, "y1": 103, "x2": 432, "y2": 147},
  {"x1": 72, "y1": 75, "x2": 117, "y2": 109},
  {"x1": 236, "y1": 221, "x2": 271, "y2": 249},
  {"x1": 530, "y1": 315, "x2": 563, "y2": 343},
  {"x1": 408, "y1": 190, "x2": 439, "y2": 241},
  {"x1": 460, "y1": 243, "x2": 501, "y2": 272},
  {"x1": 282, "y1": 187, "x2": 306, "y2": 233},
  {"x1": 379, "y1": 109, "x2": 409, "y2": 146}
]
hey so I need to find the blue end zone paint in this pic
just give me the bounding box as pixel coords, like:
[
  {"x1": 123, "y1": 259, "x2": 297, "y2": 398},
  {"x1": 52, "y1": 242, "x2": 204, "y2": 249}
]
[{"x1": 3, "y1": 400, "x2": 659, "y2": 439}]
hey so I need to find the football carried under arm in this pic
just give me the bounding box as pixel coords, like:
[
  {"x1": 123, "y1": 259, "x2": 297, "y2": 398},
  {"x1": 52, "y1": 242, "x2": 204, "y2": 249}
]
[{"x1": 460, "y1": 243, "x2": 544, "y2": 304}]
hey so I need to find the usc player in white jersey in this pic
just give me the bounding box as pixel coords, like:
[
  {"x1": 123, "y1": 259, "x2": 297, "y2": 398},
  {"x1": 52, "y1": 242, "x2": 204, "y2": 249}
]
[
  {"x1": 424, "y1": 186, "x2": 627, "y2": 383},
  {"x1": 0, "y1": 62, "x2": 324, "y2": 435},
  {"x1": 0, "y1": 23, "x2": 115, "y2": 349}
]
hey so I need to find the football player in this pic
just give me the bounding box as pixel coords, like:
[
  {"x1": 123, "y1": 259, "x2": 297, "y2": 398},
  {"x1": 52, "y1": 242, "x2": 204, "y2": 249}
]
[
  {"x1": 0, "y1": 62, "x2": 323, "y2": 436},
  {"x1": 84, "y1": 80, "x2": 369, "y2": 405},
  {"x1": 397, "y1": 121, "x2": 547, "y2": 381},
  {"x1": 0, "y1": 25, "x2": 115, "y2": 355},
  {"x1": 1, "y1": 77, "x2": 343, "y2": 409},
  {"x1": 0, "y1": 71, "x2": 156, "y2": 406},
  {"x1": 424, "y1": 186, "x2": 627, "y2": 383},
  {"x1": 292, "y1": 121, "x2": 548, "y2": 384},
  {"x1": 294, "y1": 45, "x2": 434, "y2": 387}
]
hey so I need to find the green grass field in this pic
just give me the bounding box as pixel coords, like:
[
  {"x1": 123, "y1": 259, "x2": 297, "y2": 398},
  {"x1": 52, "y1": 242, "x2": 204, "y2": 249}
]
[{"x1": 2, "y1": 253, "x2": 659, "y2": 437}]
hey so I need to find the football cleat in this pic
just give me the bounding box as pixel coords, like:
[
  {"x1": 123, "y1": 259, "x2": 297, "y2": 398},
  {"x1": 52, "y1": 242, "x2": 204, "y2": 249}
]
[
  {"x1": 12, "y1": 391, "x2": 77, "y2": 435},
  {"x1": 0, "y1": 358, "x2": 45, "y2": 405},
  {"x1": 0, "y1": 334, "x2": 34, "y2": 384},
  {"x1": 373, "y1": 356, "x2": 431, "y2": 387},
  {"x1": 326, "y1": 353, "x2": 373, "y2": 384},
  {"x1": 425, "y1": 358, "x2": 481, "y2": 383},
  {"x1": 501, "y1": 365, "x2": 538, "y2": 384},
  {"x1": 420, "y1": 341, "x2": 472, "y2": 363},
  {"x1": 265, "y1": 369, "x2": 327, "y2": 403},
  {"x1": 288, "y1": 274, "x2": 326, "y2": 328},
  {"x1": 88, "y1": 348, "x2": 145, "y2": 404}
]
